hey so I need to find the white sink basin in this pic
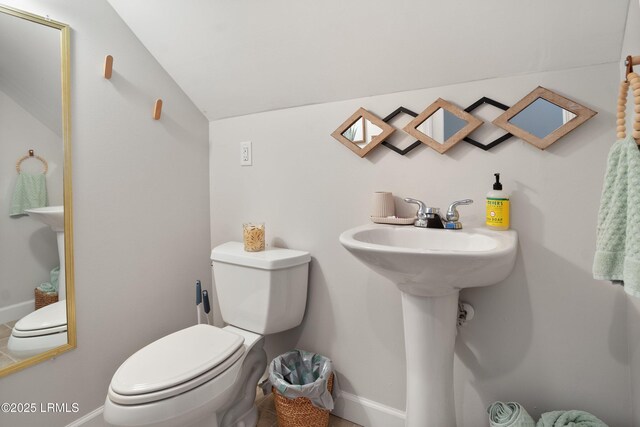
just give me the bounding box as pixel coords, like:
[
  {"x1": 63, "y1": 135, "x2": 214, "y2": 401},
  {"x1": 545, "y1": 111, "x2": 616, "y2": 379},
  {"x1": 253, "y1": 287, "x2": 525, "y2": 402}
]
[
  {"x1": 25, "y1": 206, "x2": 64, "y2": 232},
  {"x1": 339, "y1": 223, "x2": 518, "y2": 426},
  {"x1": 339, "y1": 223, "x2": 517, "y2": 296}
]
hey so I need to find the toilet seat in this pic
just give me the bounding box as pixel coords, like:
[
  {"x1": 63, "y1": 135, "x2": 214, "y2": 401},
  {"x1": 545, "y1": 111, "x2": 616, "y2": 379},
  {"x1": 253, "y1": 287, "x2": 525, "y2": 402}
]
[
  {"x1": 12, "y1": 301, "x2": 67, "y2": 338},
  {"x1": 108, "y1": 325, "x2": 245, "y2": 406}
]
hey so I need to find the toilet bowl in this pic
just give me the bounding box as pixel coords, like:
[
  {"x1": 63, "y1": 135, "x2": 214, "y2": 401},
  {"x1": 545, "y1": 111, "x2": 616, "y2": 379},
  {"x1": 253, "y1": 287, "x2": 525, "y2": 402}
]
[
  {"x1": 7, "y1": 300, "x2": 67, "y2": 358},
  {"x1": 104, "y1": 242, "x2": 310, "y2": 427}
]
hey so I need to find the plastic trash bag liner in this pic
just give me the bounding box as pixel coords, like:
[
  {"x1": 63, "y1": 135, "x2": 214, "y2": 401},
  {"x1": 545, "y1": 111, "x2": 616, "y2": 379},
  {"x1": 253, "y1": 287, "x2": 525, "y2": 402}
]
[{"x1": 267, "y1": 349, "x2": 335, "y2": 410}]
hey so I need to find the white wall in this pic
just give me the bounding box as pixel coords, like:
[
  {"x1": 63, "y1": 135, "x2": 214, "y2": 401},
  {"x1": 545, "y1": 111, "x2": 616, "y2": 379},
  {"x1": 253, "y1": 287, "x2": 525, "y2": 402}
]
[
  {"x1": 0, "y1": 1, "x2": 211, "y2": 426},
  {"x1": 621, "y1": 1, "x2": 640, "y2": 425},
  {"x1": 210, "y1": 63, "x2": 631, "y2": 426},
  {"x1": 0, "y1": 90, "x2": 62, "y2": 312}
]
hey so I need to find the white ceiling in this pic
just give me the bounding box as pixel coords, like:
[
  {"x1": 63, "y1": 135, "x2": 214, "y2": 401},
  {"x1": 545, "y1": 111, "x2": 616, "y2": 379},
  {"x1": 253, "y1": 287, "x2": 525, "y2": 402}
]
[{"x1": 107, "y1": 0, "x2": 630, "y2": 121}]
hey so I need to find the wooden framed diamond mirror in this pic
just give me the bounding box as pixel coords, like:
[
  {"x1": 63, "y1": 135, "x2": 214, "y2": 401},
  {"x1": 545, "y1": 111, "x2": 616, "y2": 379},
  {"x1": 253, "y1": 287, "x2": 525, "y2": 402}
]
[
  {"x1": 331, "y1": 107, "x2": 395, "y2": 157},
  {"x1": 492, "y1": 86, "x2": 597, "y2": 150},
  {"x1": 403, "y1": 98, "x2": 483, "y2": 154}
]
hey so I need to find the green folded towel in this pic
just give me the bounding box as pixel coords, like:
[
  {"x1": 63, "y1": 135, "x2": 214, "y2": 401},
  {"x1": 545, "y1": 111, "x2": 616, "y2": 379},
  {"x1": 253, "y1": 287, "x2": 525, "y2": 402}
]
[
  {"x1": 536, "y1": 410, "x2": 607, "y2": 427},
  {"x1": 488, "y1": 401, "x2": 536, "y2": 427},
  {"x1": 9, "y1": 172, "x2": 48, "y2": 217},
  {"x1": 36, "y1": 266, "x2": 60, "y2": 293},
  {"x1": 593, "y1": 136, "x2": 640, "y2": 297}
]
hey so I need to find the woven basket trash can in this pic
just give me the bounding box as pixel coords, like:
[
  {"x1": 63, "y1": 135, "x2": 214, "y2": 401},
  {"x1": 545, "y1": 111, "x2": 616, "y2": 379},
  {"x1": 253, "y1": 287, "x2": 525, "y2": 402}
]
[
  {"x1": 269, "y1": 349, "x2": 335, "y2": 427},
  {"x1": 34, "y1": 288, "x2": 58, "y2": 310}
]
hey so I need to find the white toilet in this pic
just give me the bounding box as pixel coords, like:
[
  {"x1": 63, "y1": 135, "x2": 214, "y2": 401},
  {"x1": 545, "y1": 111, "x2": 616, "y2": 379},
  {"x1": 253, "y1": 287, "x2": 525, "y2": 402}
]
[
  {"x1": 103, "y1": 242, "x2": 311, "y2": 427},
  {"x1": 7, "y1": 300, "x2": 68, "y2": 358}
]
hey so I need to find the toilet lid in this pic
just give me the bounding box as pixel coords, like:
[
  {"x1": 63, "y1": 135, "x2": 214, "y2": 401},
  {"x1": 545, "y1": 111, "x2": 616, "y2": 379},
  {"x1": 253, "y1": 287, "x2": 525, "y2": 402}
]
[
  {"x1": 110, "y1": 324, "x2": 244, "y2": 397},
  {"x1": 12, "y1": 301, "x2": 67, "y2": 337}
]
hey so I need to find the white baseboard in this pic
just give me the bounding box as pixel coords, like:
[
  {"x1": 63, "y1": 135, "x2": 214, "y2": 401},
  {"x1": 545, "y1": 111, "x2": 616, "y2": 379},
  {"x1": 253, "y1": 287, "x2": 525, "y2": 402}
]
[
  {"x1": 65, "y1": 406, "x2": 103, "y2": 427},
  {"x1": 333, "y1": 391, "x2": 405, "y2": 427},
  {"x1": 65, "y1": 394, "x2": 404, "y2": 427},
  {"x1": 0, "y1": 300, "x2": 34, "y2": 324}
]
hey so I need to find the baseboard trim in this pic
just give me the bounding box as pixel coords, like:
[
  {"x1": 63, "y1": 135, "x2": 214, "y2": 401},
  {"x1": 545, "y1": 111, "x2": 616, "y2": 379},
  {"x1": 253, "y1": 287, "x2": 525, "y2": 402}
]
[
  {"x1": 63, "y1": 394, "x2": 404, "y2": 427},
  {"x1": 333, "y1": 391, "x2": 405, "y2": 427},
  {"x1": 0, "y1": 299, "x2": 34, "y2": 324},
  {"x1": 65, "y1": 406, "x2": 103, "y2": 427}
]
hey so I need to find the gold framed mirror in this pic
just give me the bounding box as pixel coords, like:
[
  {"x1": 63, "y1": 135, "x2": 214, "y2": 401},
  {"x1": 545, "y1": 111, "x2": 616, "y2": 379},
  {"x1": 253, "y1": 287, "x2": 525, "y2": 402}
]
[
  {"x1": 331, "y1": 107, "x2": 395, "y2": 157},
  {"x1": 0, "y1": 5, "x2": 74, "y2": 378},
  {"x1": 403, "y1": 98, "x2": 483, "y2": 154},
  {"x1": 492, "y1": 86, "x2": 597, "y2": 150}
]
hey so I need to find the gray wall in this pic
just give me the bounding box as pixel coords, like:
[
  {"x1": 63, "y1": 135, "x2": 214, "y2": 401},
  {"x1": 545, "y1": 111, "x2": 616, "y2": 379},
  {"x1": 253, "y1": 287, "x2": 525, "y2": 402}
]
[
  {"x1": 210, "y1": 63, "x2": 631, "y2": 426},
  {"x1": 0, "y1": 1, "x2": 211, "y2": 425},
  {"x1": 0, "y1": 90, "x2": 61, "y2": 313}
]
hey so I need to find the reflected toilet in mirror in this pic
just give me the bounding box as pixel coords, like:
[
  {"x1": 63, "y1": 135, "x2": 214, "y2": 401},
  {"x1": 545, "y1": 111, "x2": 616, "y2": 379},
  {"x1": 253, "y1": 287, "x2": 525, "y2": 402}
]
[
  {"x1": 0, "y1": 5, "x2": 74, "y2": 378},
  {"x1": 404, "y1": 98, "x2": 483, "y2": 154},
  {"x1": 493, "y1": 86, "x2": 596, "y2": 150},
  {"x1": 331, "y1": 107, "x2": 395, "y2": 157}
]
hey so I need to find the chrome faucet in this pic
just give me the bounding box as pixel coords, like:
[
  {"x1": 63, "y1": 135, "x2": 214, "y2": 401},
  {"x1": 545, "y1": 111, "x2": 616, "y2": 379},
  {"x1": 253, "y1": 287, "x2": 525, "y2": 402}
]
[
  {"x1": 403, "y1": 198, "x2": 444, "y2": 229},
  {"x1": 444, "y1": 199, "x2": 473, "y2": 229},
  {"x1": 404, "y1": 198, "x2": 473, "y2": 229}
]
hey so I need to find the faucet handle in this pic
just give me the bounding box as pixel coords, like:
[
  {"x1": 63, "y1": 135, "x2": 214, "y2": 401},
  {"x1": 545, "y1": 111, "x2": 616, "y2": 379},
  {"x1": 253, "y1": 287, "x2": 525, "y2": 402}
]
[
  {"x1": 403, "y1": 198, "x2": 427, "y2": 217},
  {"x1": 403, "y1": 197, "x2": 428, "y2": 227},
  {"x1": 445, "y1": 199, "x2": 473, "y2": 225}
]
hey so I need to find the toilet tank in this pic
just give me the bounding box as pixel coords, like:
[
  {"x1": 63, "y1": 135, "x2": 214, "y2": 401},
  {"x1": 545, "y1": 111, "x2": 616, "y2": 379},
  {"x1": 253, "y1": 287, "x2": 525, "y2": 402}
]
[{"x1": 210, "y1": 242, "x2": 310, "y2": 334}]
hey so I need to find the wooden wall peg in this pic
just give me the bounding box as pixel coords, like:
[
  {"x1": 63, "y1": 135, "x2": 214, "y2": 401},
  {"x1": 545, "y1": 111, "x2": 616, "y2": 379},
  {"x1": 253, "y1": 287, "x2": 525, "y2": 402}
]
[
  {"x1": 104, "y1": 55, "x2": 113, "y2": 79},
  {"x1": 153, "y1": 99, "x2": 163, "y2": 120}
]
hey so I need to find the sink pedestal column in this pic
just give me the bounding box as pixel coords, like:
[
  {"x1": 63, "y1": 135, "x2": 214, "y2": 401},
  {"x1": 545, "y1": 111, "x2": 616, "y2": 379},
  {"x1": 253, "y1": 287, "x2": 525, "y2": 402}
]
[{"x1": 401, "y1": 290, "x2": 459, "y2": 427}]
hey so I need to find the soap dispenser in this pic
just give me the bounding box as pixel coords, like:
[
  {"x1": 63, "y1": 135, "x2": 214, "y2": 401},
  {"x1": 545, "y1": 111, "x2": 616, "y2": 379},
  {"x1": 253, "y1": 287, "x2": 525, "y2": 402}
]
[{"x1": 486, "y1": 173, "x2": 510, "y2": 230}]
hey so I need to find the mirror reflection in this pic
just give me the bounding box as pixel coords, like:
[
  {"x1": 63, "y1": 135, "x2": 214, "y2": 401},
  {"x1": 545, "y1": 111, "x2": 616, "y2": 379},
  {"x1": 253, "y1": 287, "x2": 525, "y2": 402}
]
[
  {"x1": 342, "y1": 116, "x2": 384, "y2": 148},
  {"x1": 508, "y1": 97, "x2": 576, "y2": 139},
  {"x1": 0, "y1": 6, "x2": 73, "y2": 376},
  {"x1": 416, "y1": 108, "x2": 468, "y2": 144}
]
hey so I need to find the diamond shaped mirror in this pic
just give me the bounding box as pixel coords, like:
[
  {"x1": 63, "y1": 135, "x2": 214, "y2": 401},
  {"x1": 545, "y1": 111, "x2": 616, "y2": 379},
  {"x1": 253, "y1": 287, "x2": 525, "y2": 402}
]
[
  {"x1": 403, "y1": 98, "x2": 483, "y2": 154},
  {"x1": 493, "y1": 86, "x2": 597, "y2": 150},
  {"x1": 331, "y1": 107, "x2": 395, "y2": 157}
]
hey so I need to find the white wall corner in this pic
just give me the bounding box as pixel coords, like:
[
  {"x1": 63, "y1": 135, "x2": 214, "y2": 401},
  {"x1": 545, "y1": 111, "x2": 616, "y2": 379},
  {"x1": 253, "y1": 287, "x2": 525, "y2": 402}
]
[
  {"x1": 333, "y1": 391, "x2": 405, "y2": 427},
  {"x1": 65, "y1": 406, "x2": 104, "y2": 427}
]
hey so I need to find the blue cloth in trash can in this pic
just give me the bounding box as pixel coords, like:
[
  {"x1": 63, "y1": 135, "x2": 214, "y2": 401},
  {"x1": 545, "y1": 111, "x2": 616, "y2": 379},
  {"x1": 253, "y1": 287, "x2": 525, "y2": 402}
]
[{"x1": 268, "y1": 349, "x2": 335, "y2": 410}]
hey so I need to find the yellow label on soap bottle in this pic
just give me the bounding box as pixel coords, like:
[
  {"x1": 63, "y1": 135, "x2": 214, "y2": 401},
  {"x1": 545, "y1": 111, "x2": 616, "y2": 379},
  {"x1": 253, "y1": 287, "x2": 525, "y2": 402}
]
[{"x1": 486, "y1": 198, "x2": 510, "y2": 229}]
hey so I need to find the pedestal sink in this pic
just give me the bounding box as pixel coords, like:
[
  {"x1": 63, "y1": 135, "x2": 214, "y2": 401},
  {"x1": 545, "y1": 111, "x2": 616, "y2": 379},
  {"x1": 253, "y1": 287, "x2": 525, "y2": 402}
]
[
  {"x1": 24, "y1": 206, "x2": 65, "y2": 300},
  {"x1": 339, "y1": 224, "x2": 517, "y2": 427}
]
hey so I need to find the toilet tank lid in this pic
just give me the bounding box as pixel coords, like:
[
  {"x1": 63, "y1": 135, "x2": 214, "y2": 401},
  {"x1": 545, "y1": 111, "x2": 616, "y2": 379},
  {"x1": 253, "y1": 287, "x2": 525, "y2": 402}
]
[{"x1": 211, "y1": 242, "x2": 310, "y2": 270}]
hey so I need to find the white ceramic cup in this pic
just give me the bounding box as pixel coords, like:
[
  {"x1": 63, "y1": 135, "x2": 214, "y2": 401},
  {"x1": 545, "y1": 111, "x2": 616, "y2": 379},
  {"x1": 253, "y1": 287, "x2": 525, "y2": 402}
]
[{"x1": 371, "y1": 192, "x2": 395, "y2": 217}]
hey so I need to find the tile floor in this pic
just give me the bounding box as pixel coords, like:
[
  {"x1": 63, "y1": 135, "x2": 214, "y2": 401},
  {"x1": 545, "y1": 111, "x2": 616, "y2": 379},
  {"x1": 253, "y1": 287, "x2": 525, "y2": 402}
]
[
  {"x1": 0, "y1": 320, "x2": 25, "y2": 368},
  {"x1": 256, "y1": 388, "x2": 362, "y2": 427}
]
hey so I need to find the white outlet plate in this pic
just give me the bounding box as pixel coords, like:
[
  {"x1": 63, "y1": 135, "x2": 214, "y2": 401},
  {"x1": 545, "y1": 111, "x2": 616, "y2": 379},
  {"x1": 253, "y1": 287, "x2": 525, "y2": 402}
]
[{"x1": 240, "y1": 141, "x2": 252, "y2": 166}]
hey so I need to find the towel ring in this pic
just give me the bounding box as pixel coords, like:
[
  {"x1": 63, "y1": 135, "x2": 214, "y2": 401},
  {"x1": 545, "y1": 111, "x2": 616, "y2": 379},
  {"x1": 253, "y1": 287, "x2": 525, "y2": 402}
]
[
  {"x1": 15, "y1": 150, "x2": 48, "y2": 174},
  {"x1": 617, "y1": 72, "x2": 640, "y2": 143}
]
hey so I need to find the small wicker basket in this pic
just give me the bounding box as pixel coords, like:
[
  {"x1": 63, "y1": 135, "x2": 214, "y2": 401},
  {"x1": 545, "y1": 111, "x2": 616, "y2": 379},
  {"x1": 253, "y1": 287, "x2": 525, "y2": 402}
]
[
  {"x1": 272, "y1": 373, "x2": 334, "y2": 427},
  {"x1": 34, "y1": 288, "x2": 58, "y2": 310}
]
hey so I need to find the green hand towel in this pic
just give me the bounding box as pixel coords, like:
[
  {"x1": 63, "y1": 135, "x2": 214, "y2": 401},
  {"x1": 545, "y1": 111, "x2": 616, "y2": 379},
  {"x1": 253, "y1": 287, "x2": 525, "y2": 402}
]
[
  {"x1": 9, "y1": 172, "x2": 48, "y2": 217},
  {"x1": 488, "y1": 401, "x2": 536, "y2": 427},
  {"x1": 593, "y1": 136, "x2": 640, "y2": 297},
  {"x1": 37, "y1": 266, "x2": 60, "y2": 293},
  {"x1": 536, "y1": 410, "x2": 607, "y2": 427}
]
